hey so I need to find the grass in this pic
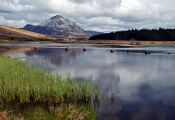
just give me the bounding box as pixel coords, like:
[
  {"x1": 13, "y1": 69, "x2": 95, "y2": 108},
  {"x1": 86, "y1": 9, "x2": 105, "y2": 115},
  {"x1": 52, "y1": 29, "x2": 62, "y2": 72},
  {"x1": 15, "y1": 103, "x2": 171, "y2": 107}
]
[
  {"x1": 0, "y1": 103, "x2": 95, "y2": 120},
  {"x1": 49, "y1": 104, "x2": 95, "y2": 120},
  {"x1": 0, "y1": 57, "x2": 98, "y2": 104},
  {"x1": 0, "y1": 57, "x2": 99, "y2": 119},
  {"x1": 0, "y1": 25, "x2": 55, "y2": 40}
]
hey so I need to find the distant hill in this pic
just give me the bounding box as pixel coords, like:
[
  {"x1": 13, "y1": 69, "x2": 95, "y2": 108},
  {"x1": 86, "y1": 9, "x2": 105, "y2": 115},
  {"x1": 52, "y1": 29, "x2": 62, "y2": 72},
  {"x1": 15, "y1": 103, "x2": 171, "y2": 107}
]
[
  {"x1": 23, "y1": 15, "x2": 91, "y2": 38},
  {"x1": 86, "y1": 30, "x2": 104, "y2": 35},
  {"x1": 89, "y1": 28, "x2": 175, "y2": 41},
  {"x1": 0, "y1": 25, "x2": 54, "y2": 41}
]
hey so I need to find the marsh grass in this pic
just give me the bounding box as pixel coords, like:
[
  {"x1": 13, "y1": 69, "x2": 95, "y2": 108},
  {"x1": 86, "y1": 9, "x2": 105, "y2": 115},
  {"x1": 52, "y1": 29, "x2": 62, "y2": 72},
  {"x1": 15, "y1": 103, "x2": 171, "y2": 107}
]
[
  {"x1": 0, "y1": 103, "x2": 95, "y2": 120},
  {"x1": 49, "y1": 104, "x2": 95, "y2": 120},
  {"x1": 0, "y1": 56, "x2": 97, "y2": 119},
  {"x1": 0, "y1": 57, "x2": 98, "y2": 104}
]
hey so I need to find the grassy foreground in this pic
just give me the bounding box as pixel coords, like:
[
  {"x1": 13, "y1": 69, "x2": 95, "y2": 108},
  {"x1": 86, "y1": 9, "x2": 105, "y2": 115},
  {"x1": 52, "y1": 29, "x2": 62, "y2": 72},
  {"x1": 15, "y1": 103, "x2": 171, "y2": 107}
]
[
  {"x1": 0, "y1": 103, "x2": 95, "y2": 120},
  {"x1": 0, "y1": 57, "x2": 95, "y2": 103},
  {"x1": 0, "y1": 57, "x2": 97, "y2": 119}
]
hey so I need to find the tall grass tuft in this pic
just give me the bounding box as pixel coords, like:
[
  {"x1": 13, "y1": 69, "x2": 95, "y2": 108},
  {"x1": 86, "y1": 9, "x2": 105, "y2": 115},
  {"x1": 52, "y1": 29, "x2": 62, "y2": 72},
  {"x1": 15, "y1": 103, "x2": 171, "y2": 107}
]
[{"x1": 0, "y1": 57, "x2": 99, "y2": 104}]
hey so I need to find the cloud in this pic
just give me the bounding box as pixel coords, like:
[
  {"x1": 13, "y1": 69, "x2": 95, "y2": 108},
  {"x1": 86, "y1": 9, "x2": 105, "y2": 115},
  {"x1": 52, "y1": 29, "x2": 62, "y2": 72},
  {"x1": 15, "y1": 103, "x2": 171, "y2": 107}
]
[
  {"x1": 68, "y1": 0, "x2": 93, "y2": 4},
  {"x1": 0, "y1": 0, "x2": 175, "y2": 32},
  {"x1": 0, "y1": 16, "x2": 27, "y2": 27}
]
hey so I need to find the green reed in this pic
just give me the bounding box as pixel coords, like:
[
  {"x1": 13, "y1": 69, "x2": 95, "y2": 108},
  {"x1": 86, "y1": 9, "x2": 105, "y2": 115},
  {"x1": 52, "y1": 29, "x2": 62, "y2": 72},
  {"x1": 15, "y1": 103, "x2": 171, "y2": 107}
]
[{"x1": 0, "y1": 57, "x2": 99, "y2": 104}]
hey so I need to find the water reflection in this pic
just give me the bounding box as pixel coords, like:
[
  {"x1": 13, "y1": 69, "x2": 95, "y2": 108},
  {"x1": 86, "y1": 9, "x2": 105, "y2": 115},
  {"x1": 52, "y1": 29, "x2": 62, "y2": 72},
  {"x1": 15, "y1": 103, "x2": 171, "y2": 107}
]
[{"x1": 6, "y1": 46, "x2": 175, "y2": 120}]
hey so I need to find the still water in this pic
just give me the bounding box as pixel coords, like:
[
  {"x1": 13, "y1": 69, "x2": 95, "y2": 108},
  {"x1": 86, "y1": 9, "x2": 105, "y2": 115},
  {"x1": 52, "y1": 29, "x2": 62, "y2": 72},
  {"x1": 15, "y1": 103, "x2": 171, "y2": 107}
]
[{"x1": 4, "y1": 42, "x2": 175, "y2": 120}]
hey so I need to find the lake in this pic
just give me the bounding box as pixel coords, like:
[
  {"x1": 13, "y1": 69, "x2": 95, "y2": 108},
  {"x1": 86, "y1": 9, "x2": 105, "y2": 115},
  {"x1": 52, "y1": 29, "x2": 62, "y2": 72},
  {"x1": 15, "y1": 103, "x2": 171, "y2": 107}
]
[{"x1": 3, "y1": 42, "x2": 175, "y2": 120}]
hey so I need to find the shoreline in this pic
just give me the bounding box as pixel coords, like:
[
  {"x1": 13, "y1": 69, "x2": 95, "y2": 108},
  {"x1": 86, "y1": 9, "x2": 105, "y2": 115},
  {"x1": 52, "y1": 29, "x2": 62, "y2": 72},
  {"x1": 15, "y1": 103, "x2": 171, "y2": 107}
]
[
  {"x1": 0, "y1": 45, "x2": 40, "y2": 56},
  {"x1": 0, "y1": 40, "x2": 175, "y2": 56},
  {"x1": 54, "y1": 40, "x2": 175, "y2": 45}
]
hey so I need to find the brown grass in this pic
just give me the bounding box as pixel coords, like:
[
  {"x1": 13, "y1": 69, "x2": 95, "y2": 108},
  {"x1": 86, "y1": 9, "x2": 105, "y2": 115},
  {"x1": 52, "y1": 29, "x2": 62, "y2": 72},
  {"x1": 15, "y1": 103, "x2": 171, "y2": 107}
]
[
  {"x1": 0, "y1": 25, "x2": 55, "y2": 40},
  {"x1": 0, "y1": 112, "x2": 7, "y2": 120},
  {"x1": 0, "y1": 103, "x2": 94, "y2": 120},
  {"x1": 54, "y1": 39, "x2": 175, "y2": 45},
  {"x1": 49, "y1": 104, "x2": 93, "y2": 120}
]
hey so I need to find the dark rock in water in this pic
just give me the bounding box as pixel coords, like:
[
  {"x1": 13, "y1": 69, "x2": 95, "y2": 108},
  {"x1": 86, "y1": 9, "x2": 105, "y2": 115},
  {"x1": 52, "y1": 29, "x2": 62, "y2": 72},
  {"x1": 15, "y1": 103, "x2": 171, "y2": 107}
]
[
  {"x1": 83, "y1": 48, "x2": 86, "y2": 52},
  {"x1": 65, "y1": 47, "x2": 69, "y2": 51},
  {"x1": 110, "y1": 50, "x2": 114, "y2": 53},
  {"x1": 31, "y1": 47, "x2": 37, "y2": 50},
  {"x1": 33, "y1": 47, "x2": 37, "y2": 50},
  {"x1": 144, "y1": 51, "x2": 150, "y2": 55}
]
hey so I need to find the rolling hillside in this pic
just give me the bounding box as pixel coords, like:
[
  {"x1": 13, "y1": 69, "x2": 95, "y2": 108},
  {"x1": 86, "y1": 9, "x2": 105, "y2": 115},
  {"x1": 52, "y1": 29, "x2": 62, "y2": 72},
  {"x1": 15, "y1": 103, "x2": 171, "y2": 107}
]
[{"x1": 0, "y1": 25, "x2": 55, "y2": 41}]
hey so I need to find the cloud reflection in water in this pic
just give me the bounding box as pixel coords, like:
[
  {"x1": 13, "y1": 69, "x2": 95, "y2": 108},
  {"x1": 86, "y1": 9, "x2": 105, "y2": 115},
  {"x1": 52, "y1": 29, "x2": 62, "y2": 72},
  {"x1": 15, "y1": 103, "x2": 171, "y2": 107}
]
[{"x1": 9, "y1": 47, "x2": 175, "y2": 120}]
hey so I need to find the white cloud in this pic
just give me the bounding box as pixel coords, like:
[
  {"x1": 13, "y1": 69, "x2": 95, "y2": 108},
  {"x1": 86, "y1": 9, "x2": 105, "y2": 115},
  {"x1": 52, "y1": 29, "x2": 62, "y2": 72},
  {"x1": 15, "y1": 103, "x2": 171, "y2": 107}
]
[
  {"x1": 0, "y1": 0, "x2": 175, "y2": 32},
  {"x1": 0, "y1": 16, "x2": 27, "y2": 27}
]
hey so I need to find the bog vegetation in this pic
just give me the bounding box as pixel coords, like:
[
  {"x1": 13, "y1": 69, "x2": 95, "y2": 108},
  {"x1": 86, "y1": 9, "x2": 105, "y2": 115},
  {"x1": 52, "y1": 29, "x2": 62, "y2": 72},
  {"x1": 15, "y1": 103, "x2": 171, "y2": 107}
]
[
  {"x1": 0, "y1": 57, "x2": 99, "y2": 119},
  {"x1": 0, "y1": 103, "x2": 95, "y2": 120}
]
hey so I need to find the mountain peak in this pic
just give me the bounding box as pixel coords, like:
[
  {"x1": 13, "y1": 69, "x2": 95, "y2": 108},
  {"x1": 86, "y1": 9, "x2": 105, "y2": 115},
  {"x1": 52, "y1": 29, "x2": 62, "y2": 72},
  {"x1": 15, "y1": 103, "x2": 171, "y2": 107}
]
[
  {"x1": 39, "y1": 15, "x2": 73, "y2": 28},
  {"x1": 50, "y1": 15, "x2": 64, "y2": 19},
  {"x1": 23, "y1": 15, "x2": 91, "y2": 38}
]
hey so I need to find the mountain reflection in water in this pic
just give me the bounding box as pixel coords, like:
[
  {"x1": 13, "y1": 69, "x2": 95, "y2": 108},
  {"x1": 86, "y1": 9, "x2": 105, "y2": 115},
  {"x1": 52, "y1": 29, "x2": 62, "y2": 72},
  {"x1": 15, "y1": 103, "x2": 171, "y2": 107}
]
[{"x1": 6, "y1": 46, "x2": 175, "y2": 120}]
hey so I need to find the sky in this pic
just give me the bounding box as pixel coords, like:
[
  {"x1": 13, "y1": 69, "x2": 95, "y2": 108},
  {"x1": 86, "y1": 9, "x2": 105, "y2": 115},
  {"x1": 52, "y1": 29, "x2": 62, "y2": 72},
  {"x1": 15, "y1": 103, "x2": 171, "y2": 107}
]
[{"x1": 0, "y1": 0, "x2": 175, "y2": 32}]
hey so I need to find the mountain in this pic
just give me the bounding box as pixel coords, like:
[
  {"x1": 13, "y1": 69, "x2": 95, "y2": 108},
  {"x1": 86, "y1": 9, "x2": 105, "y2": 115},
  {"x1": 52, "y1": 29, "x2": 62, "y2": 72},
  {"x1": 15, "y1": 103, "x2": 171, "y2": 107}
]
[
  {"x1": 86, "y1": 30, "x2": 104, "y2": 35},
  {"x1": 0, "y1": 25, "x2": 54, "y2": 41},
  {"x1": 23, "y1": 15, "x2": 91, "y2": 38}
]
